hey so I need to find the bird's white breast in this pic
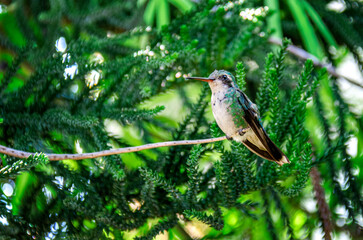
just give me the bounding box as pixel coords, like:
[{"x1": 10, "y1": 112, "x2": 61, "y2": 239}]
[{"x1": 211, "y1": 89, "x2": 240, "y2": 138}]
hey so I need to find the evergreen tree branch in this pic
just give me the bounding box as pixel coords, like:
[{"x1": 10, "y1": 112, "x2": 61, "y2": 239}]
[{"x1": 0, "y1": 136, "x2": 227, "y2": 161}]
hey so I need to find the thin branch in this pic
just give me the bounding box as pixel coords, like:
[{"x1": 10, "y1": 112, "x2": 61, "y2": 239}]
[
  {"x1": 0, "y1": 136, "x2": 227, "y2": 161},
  {"x1": 310, "y1": 167, "x2": 333, "y2": 240},
  {"x1": 268, "y1": 37, "x2": 363, "y2": 88}
]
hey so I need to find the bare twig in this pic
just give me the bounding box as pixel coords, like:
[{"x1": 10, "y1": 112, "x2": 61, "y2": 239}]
[
  {"x1": 268, "y1": 37, "x2": 363, "y2": 88},
  {"x1": 0, "y1": 136, "x2": 227, "y2": 161}
]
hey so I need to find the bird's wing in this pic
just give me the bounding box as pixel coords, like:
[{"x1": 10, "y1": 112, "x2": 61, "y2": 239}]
[
  {"x1": 236, "y1": 89, "x2": 283, "y2": 161},
  {"x1": 242, "y1": 135, "x2": 275, "y2": 160}
]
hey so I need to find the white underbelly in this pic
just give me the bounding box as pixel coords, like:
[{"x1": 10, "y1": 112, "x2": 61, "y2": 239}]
[{"x1": 211, "y1": 92, "x2": 239, "y2": 137}]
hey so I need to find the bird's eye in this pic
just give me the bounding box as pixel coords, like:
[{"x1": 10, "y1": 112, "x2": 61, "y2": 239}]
[{"x1": 221, "y1": 75, "x2": 228, "y2": 80}]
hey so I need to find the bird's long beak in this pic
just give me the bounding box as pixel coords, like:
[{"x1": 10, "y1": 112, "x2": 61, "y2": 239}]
[{"x1": 186, "y1": 77, "x2": 214, "y2": 83}]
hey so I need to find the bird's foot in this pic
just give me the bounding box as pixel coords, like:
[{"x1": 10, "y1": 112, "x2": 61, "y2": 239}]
[
  {"x1": 226, "y1": 135, "x2": 233, "y2": 141},
  {"x1": 237, "y1": 128, "x2": 248, "y2": 136}
]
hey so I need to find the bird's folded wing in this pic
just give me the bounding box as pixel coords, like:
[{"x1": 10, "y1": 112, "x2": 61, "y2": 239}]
[{"x1": 236, "y1": 90, "x2": 282, "y2": 161}]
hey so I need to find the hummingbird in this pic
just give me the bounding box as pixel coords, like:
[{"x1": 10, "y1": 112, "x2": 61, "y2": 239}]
[{"x1": 187, "y1": 70, "x2": 290, "y2": 166}]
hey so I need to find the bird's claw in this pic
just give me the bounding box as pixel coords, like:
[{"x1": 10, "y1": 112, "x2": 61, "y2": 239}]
[{"x1": 226, "y1": 135, "x2": 233, "y2": 141}]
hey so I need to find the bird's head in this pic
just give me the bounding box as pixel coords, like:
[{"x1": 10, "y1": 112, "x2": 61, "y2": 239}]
[{"x1": 186, "y1": 70, "x2": 237, "y2": 90}]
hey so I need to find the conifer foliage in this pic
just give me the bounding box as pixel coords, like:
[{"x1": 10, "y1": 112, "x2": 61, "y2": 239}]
[{"x1": 0, "y1": 0, "x2": 361, "y2": 239}]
